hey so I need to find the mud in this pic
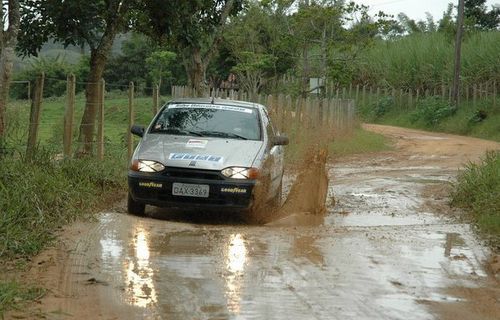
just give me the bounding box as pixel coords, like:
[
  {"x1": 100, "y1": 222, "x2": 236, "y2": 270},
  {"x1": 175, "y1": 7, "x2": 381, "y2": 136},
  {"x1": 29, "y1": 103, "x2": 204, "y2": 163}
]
[
  {"x1": 278, "y1": 148, "x2": 329, "y2": 216},
  {"x1": 8, "y1": 124, "x2": 500, "y2": 320},
  {"x1": 247, "y1": 143, "x2": 330, "y2": 225}
]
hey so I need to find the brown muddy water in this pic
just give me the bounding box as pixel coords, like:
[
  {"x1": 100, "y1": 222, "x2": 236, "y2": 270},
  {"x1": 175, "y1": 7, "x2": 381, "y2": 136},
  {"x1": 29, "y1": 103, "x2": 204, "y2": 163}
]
[{"x1": 10, "y1": 125, "x2": 500, "y2": 320}]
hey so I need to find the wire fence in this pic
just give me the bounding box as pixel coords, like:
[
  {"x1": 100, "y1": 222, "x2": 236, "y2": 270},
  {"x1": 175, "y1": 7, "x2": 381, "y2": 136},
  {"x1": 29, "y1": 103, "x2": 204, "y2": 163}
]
[
  {"x1": 3, "y1": 74, "x2": 166, "y2": 162},
  {"x1": 3, "y1": 74, "x2": 358, "y2": 163}
]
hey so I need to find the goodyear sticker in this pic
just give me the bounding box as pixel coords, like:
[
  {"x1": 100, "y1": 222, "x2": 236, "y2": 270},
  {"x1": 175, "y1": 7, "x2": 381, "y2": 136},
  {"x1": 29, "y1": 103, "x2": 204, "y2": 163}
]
[
  {"x1": 221, "y1": 187, "x2": 247, "y2": 194},
  {"x1": 168, "y1": 104, "x2": 253, "y2": 114},
  {"x1": 139, "y1": 181, "x2": 163, "y2": 188},
  {"x1": 186, "y1": 139, "x2": 208, "y2": 149},
  {"x1": 169, "y1": 153, "x2": 223, "y2": 163}
]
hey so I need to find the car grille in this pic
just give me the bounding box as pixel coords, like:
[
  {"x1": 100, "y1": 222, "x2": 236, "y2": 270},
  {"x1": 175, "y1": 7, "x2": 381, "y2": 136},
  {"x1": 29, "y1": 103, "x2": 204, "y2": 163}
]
[{"x1": 163, "y1": 167, "x2": 224, "y2": 181}]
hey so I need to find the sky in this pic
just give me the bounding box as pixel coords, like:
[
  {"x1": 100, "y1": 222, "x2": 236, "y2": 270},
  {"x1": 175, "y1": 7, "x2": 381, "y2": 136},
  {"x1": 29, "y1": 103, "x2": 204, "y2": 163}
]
[{"x1": 352, "y1": 0, "x2": 500, "y2": 22}]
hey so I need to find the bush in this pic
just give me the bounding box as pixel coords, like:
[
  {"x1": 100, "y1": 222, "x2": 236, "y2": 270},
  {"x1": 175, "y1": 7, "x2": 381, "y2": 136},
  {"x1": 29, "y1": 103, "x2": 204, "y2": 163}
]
[
  {"x1": 358, "y1": 96, "x2": 395, "y2": 121},
  {"x1": 411, "y1": 96, "x2": 456, "y2": 127},
  {"x1": 451, "y1": 151, "x2": 500, "y2": 236}
]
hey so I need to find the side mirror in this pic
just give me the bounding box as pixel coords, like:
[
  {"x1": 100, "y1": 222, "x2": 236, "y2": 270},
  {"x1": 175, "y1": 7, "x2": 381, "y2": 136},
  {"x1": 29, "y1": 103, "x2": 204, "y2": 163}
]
[
  {"x1": 131, "y1": 125, "x2": 145, "y2": 137},
  {"x1": 273, "y1": 135, "x2": 289, "y2": 146}
]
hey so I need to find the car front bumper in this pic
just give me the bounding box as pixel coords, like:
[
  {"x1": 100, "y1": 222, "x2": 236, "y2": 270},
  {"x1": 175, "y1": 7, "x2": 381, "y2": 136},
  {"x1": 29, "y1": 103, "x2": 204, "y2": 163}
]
[{"x1": 128, "y1": 168, "x2": 255, "y2": 210}]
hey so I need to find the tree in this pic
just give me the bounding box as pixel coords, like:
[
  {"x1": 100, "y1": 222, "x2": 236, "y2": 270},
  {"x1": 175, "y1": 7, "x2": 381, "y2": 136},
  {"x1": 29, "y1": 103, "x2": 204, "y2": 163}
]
[
  {"x1": 0, "y1": 0, "x2": 20, "y2": 140},
  {"x1": 464, "y1": 0, "x2": 500, "y2": 30},
  {"x1": 223, "y1": 1, "x2": 296, "y2": 92},
  {"x1": 146, "y1": 50, "x2": 176, "y2": 92},
  {"x1": 139, "y1": 0, "x2": 244, "y2": 96},
  {"x1": 231, "y1": 51, "x2": 276, "y2": 95},
  {"x1": 104, "y1": 33, "x2": 154, "y2": 91},
  {"x1": 18, "y1": 0, "x2": 135, "y2": 155}
]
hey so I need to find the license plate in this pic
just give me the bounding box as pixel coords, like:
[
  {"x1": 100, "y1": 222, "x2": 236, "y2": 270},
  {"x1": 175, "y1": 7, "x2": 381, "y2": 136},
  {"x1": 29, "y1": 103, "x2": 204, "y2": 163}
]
[{"x1": 172, "y1": 183, "x2": 209, "y2": 198}]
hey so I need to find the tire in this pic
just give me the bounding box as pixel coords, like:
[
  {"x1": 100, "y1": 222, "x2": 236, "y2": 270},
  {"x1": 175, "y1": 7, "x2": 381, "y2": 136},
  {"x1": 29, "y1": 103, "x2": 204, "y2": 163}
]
[{"x1": 127, "y1": 192, "x2": 145, "y2": 216}]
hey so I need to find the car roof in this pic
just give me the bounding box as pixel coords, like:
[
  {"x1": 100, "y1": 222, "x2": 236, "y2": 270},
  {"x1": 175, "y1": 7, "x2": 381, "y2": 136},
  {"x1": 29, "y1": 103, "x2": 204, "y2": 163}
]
[{"x1": 168, "y1": 98, "x2": 264, "y2": 111}]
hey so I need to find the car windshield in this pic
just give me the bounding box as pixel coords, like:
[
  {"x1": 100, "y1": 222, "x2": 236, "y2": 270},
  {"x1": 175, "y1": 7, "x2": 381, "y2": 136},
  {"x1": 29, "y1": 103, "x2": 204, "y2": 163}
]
[{"x1": 150, "y1": 103, "x2": 261, "y2": 140}]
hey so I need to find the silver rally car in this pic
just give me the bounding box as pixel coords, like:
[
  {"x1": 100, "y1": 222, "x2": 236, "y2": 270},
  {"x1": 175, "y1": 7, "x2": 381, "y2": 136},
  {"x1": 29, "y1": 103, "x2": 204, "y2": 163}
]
[{"x1": 128, "y1": 98, "x2": 289, "y2": 216}]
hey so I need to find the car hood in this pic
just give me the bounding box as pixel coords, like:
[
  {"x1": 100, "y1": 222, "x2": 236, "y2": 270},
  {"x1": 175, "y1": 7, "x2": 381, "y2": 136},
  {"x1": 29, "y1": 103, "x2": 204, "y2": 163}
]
[{"x1": 135, "y1": 134, "x2": 264, "y2": 170}]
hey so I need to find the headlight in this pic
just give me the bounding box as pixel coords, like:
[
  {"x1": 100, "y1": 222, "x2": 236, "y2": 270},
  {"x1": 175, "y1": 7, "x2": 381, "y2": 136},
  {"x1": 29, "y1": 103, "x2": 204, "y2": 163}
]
[
  {"x1": 221, "y1": 167, "x2": 259, "y2": 179},
  {"x1": 131, "y1": 160, "x2": 165, "y2": 172}
]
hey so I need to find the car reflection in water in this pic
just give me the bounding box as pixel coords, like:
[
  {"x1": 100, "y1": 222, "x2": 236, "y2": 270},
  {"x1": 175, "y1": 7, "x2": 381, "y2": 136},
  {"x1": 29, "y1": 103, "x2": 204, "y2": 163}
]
[
  {"x1": 125, "y1": 227, "x2": 158, "y2": 308},
  {"x1": 225, "y1": 233, "x2": 247, "y2": 313}
]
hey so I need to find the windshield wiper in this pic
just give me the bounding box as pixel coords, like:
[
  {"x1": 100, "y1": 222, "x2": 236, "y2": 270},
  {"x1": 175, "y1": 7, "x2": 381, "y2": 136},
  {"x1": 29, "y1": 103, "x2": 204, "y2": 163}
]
[
  {"x1": 151, "y1": 128, "x2": 204, "y2": 137},
  {"x1": 199, "y1": 130, "x2": 248, "y2": 140}
]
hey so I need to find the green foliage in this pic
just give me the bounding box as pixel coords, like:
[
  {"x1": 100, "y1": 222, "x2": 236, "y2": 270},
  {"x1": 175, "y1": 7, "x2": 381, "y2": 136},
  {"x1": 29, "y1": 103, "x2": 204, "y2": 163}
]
[
  {"x1": 468, "y1": 109, "x2": 488, "y2": 123},
  {"x1": 410, "y1": 97, "x2": 456, "y2": 127},
  {"x1": 357, "y1": 31, "x2": 500, "y2": 89},
  {"x1": 104, "y1": 33, "x2": 154, "y2": 91},
  {"x1": 18, "y1": 0, "x2": 134, "y2": 56},
  {"x1": 231, "y1": 51, "x2": 277, "y2": 93},
  {"x1": 146, "y1": 50, "x2": 177, "y2": 87},
  {"x1": 358, "y1": 96, "x2": 395, "y2": 121},
  {"x1": 11, "y1": 56, "x2": 84, "y2": 99},
  {"x1": 464, "y1": 0, "x2": 500, "y2": 30},
  {"x1": 372, "y1": 96, "x2": 395, "y2": 119},
  {"x1": 451, "y1": 151, "x2": 500, "y2": 237}
]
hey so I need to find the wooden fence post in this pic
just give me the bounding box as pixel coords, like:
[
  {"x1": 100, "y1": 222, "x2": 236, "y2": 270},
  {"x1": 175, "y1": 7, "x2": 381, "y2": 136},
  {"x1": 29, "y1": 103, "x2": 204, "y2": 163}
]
[
  {"x1": 63, "y1": 73, "x2": 76, "y2": 158},
  {"x1": 26, "y1": 73, "x2": 45, "y2": 160},
  {"x1": 152, "y1": 84, "x2": 159, "y2": 115},
  {"x1": 97, "y1": 79, "x2": 105, "y2": 161},
  {"x1": 128, "y1": 82, "x2": 135, "y2": 160},
  {"x1": 362, "y1": 85, "x2": 366, "y2": 108}
]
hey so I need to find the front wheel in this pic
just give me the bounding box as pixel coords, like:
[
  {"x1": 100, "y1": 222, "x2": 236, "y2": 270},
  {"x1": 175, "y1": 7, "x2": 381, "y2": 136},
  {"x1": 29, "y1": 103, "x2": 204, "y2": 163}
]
[{"x1": 127, "y1": 192, "x2": 145, "y2": 216}]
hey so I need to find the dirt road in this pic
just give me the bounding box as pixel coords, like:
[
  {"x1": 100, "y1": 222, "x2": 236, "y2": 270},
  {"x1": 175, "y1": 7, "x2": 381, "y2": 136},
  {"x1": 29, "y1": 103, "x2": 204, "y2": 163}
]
[{"x1": 15, "y1": 124, "x2": 500, "y2": 320}]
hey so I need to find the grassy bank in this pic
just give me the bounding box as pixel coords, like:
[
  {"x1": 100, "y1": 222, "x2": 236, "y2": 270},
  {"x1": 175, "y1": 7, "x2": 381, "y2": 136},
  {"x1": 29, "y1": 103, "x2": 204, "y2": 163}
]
[
  {"x1": 329, "y1": 127, "x2": 389, "y2": 156},
  {"x1": 358, "y1": 95, "x2": 500, "y2": 142},
  {"x1": 451, "y1": 151, "x2": 500, "y2": 248}
]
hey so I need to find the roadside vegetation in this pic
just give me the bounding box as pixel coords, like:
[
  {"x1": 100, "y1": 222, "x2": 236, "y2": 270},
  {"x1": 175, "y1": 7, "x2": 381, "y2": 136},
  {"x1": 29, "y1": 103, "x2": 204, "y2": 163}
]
[
  {"x1": 358, "y1": 96, "x2": 500, "y2": 142},
  {"x1": 451, "y1": 151, "x2": 500, "y2": 248},
  {"x1": 330, "y1": 128, "x2": 389, "y2": 157}
]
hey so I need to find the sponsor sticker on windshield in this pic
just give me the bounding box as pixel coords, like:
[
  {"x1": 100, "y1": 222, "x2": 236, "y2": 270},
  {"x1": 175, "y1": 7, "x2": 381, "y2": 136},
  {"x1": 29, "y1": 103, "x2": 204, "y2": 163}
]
[
  {"x1": 169, "y1": 153, "x2": 223, "y2": 163},
  {"x1": 168, "y1": 104, "x2": 253, "y2": 114},
  {"x1": 186, "y1": 139, "x2": 208, "y2": 149}
]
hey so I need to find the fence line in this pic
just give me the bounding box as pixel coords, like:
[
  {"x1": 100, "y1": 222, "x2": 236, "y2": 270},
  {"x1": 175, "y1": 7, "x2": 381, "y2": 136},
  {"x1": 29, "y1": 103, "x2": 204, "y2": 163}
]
[
  {"x1": 12, "y1": 75, "x2": 358, "y2": 161},
  {"x1": 171, "y1": 85, "x2": 357, "y2": 135}
]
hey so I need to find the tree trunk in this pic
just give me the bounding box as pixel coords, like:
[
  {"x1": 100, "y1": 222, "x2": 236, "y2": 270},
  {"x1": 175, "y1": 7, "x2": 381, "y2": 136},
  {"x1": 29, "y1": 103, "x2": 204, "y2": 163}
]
[
  {"x1": 0, "y1": 0, "x2": 21, "y2": 140},
  {"x1": 77, "y1": 50, "x2": 108, "y2": 155},
  {"x1": 185, "y1": 47, "x2": 207, "y2": 97},
  {"x1": 76, "y1": 0, "x2": 129, "y2": 156}
]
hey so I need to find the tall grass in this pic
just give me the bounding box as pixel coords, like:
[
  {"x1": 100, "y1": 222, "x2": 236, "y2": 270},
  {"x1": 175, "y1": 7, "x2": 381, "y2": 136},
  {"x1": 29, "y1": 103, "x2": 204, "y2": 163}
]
[
  {"x1": 357, "y1": 31, "x2": 500, "y2": 89},
  {"x1": 451, "y1": 151, "x2": 500, "y2": 243}
]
